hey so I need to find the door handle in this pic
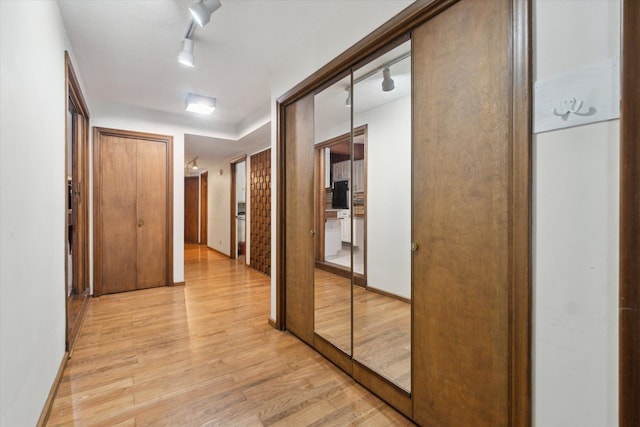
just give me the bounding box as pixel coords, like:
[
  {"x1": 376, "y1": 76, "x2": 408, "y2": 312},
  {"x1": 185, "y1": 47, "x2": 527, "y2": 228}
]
[{"x1": 138, "y1": 219, "x2": 144, "y2": 227}]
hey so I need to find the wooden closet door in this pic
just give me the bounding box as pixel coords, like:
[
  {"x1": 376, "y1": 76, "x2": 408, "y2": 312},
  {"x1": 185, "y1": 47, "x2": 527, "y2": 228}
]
[
  {"x1": 284, "y1": 94, "x2": 315, "y2": 344},
  {"x1": 137, "y1": 139, "x2": 168, "y2": 289},
  {"x1": 95, "y1": 128, "x2": 173, "y2": 296},
  {"x1": 412, "y1": 0, "x2": 512, "y2": 425},
  {"x1": 100, "y1": 136, "x2": 138, "y2": 293},
  {"x1": 184, "y1": 176, "x2": 199, "y2": 243}
]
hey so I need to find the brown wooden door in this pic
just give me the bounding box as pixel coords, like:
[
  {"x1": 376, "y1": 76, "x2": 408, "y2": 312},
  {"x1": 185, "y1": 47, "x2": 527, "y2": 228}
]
[
  {"x1": 412, "y1": 1, "x2": 513, "y2": 425},
  {"x1": 100, "y1": 136, "x2": 138, "y2": 293},
  {"x1": 184, "y1": 176, "x2": 199, "y2": 243},
  {"x1": 284, "y1": 95, "x2": 315, "y2": 345},
  {"x1": 200, "y1": 172, "x2": 208, "y2": 244},
  {"x1": 137, "y1": 139, "x2": 168, "y2": 289},
  {"x1": 95, "y1": 128, "x2": 173, "y2": 296}
]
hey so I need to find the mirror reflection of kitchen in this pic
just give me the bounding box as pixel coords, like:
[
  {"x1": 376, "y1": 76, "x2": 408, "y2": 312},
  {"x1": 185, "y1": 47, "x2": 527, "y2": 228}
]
[
  {"x1": 313, "y1": 74, "x2": 353, "y2": 355},
  {"x1": 352, "y1": 40, "x2": 411, "y2": 392},
  {"x1": 312, "y1": 40, "x2": 412, "y2": 392},
  {"x1": 324, "y1": 134, "x2": 365, "y2": 276}
]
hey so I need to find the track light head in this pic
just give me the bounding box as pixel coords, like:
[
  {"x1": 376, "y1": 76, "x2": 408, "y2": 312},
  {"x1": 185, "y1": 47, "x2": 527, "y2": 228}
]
[
  {"x1": 381, "y1": 66, "x2": 395, "y2": 92},
  {"x1": 178, "y1": 38, "x2": 195, "y2": 67},
  {"x1": 189, "y1": 0, "x2": 222, "y2": 27}
]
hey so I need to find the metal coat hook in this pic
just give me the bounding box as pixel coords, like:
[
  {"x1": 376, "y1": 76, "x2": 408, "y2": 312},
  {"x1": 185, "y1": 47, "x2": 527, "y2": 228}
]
[{"x1": 553, "y1": 97, "x2": 597, "y2": 121}]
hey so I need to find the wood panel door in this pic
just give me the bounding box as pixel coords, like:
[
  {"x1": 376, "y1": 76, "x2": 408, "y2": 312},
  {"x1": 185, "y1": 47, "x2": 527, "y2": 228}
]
[
  {"x1": 184, "y1": 176, "x2": 199, "y2": 243},
  {"x1": 94, "y1": 127, "x2": 173, "y2": 296},
  {"x1": 412, "y1": 0, "x2": 518, "y2": 425},
  {"x1": 137, "y1": 140, "x2": 168, "y2": 289},
  {"x1": 100, "y1": 136, "x2": 138, "y2": 293},
  {"x1": 284, "y1": 95, "x2": 315, "y2": 344}
]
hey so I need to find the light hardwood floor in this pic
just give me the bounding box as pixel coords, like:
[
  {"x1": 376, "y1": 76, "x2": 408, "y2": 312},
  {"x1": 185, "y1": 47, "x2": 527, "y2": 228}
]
[
  {"x1": 314, "y1": 270, "x2": 411, "y2": 392},
  {"x1": 47, "y1": 244, "x2": 414, "y2": 426}
]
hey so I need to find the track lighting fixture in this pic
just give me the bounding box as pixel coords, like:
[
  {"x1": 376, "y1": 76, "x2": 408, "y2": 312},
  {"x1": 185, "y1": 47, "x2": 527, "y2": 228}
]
[
  {"x1": 185, "y1": 93, "x2": 216, "y2": 115},
  {"x1": 189, "y1": 0, "x2": 222, "y2": 27},
  {"x1": 185, "y1": 157, "x2": 199, "y2": 174},
  {"x1": 381, "y1": 66, "x2": 395, "y2": 92},
  {"x1": 178, "y1": 38, "x2": 195, "y2": 67}
]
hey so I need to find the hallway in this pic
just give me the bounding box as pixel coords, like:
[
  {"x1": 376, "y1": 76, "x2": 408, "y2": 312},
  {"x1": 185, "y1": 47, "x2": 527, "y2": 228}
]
[{"x1": 47, "y1": 244, "x2": 412, "y2": 426}]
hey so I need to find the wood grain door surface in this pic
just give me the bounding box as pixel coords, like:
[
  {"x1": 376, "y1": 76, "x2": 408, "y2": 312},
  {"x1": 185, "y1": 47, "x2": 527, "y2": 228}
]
[
  {"x1": 137, "y1": 139, "x2": 168, "y2": 289},
  {"x1": 97, "y1": 131, "x2": 170, "y2": 295},
  {"x1": 412, "y1": 1, "x2": 511, "y2": 425},
  {"x1": 184, "y1": 176, "x2": 199, "y2": 243},
  {"x1": 101, "y1": 136, "x2": 138, "y2": 293},
  {"x1": 284, "y1": 95, "x2": 315, "y2": 345}
]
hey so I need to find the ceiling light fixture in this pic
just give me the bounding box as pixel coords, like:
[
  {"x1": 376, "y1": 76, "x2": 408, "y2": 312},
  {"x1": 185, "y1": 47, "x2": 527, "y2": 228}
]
[
  {"x1": 178, "y1": 38, "x2": 195, "y2": 67},
  {"x1": 381, "y1": 66, "x2": 395, "y2": 92},
  {"x1": 189, "y1": 0, "x2": 222, "y2": 27},
  {"x1": 185, "y1": 93, "x2": 216, "y2": 115},
  {"x1": 185, "y1": 157, "x2": 199, "y2": 174},
  {"x1": 343, "y1": 52, "x2": 410, "y2": 105},
  {"x1": 345, "y1": 87, "x2": 351, "y2": 107}
]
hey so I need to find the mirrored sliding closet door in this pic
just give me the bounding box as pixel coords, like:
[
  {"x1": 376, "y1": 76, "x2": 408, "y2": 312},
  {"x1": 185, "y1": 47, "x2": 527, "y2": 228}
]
[
  {"x1": 313, "y1": 74, "x2": 353, "y2": 355},
  {"x1": 351, "y1": 40, "x2": 412, "y2": 392}
]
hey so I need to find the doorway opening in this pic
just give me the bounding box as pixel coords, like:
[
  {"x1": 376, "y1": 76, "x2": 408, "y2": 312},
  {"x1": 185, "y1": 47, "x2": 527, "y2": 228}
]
[
  {"x1": 184, "y1": 157, "x2": 208, "y2": 246},
  {"x1": 230, "y1": 156, "x2": 247, "y2": 260}
]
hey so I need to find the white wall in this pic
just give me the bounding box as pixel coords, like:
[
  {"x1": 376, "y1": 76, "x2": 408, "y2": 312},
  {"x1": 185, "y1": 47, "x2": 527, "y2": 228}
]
[
  {"x1": 355, "y1": 96, "x2": 411, "y2": 299},
  {"x1": 269, "y1": 0, "x2": 415, "y2": 319},
  {"x1": 204, "y1": 160, "x2": 232, "y2": 255},
  {"x1": 236, "y1": 161, "x2": 246, "y2": 203},
  {"x1": 202, "y1": 147, "x2": 267, "y2": 260},
  {"x1": 0, "y1": 2, "x2": 86, "y2": 425},
  {"x1": 533, "y1": 1, "x2": 620, "y2": 426}
]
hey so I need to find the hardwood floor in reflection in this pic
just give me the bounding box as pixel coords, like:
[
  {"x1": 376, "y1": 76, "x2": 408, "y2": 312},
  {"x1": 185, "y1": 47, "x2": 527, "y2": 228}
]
[
  {"x1": 314, "y1": 269, "x2": 352, "y2": 354},
  {"x1": 353, "y1": 286, "x2": 411, "y2": 391},
  {"x1": 46, "y1": 244, "x2": 413, "y2": 426},
  {"x1": 314, "y1": 270, "x2": 411, "y2": 391}
]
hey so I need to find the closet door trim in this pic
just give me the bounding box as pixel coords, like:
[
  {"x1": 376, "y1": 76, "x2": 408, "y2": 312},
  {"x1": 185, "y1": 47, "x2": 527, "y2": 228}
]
[
  {"x1": 93, "y1": 127, "x2": 174, "y2": 296},
  {"x1": 510, "y1": 0, "x2": 533, "y2": 425}
]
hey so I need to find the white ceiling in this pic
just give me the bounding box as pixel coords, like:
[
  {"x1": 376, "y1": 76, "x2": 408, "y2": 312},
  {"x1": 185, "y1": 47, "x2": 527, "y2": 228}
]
[{"x1": 57, "y1": 0, "x2": 414, "y2": 163}]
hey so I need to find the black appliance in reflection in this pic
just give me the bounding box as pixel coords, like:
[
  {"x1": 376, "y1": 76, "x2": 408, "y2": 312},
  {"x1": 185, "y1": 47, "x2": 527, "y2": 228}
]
[{"x1": 332, "y1": 180, "x2": 349, "y2": 209}]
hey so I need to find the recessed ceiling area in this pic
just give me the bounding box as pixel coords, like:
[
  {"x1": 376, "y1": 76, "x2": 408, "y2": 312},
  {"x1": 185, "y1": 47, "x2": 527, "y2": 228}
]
[{"x1": 184, "y1": 121, "x2": 270, "y2": 167}]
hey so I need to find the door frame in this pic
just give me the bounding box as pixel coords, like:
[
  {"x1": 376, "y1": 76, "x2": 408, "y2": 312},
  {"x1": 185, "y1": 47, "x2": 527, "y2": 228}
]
[
  {"x1": 200, "y1": 171, "x2": 208, "y2": 244},
  {"x1": 64, "y1": 52, "x2": 90, "y2": 352},
  {"x1": 620, "y1": 1, "x2": 640, "y2": 426},
  {"x1": 230, "y1": 155, "x2": 247, "y2": 259},
  {"x1": 93, "y1": 127, "x2": 174, "y2": 296}
]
